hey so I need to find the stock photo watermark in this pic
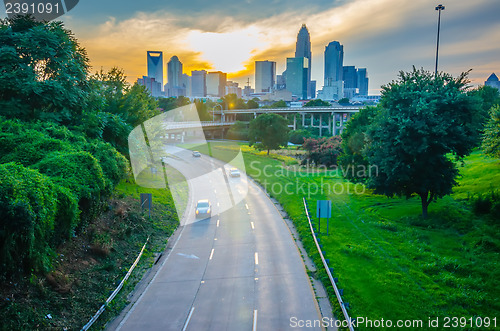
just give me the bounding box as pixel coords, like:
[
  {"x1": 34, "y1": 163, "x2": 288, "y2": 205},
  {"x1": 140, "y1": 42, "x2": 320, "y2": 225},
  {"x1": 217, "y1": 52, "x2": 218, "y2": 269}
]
[{"x1": 3, "y1": 0, "x2": 79, "y2": 21}]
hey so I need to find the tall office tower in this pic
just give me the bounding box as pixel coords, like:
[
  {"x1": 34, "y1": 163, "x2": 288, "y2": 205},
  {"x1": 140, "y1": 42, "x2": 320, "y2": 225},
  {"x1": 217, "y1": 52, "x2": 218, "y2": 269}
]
[
  {"x1": 357, "y1": 68, "x2": 369, "y2": 96},
  {"x1": 191, "y1": 70, "x2": 207, "y2": 98},
  {"x1": 343, "y1": 65, "x2": 358, "y2": 99},
  {"x1": 207, "y1": 71, "x2": 227, "y2": 97},
  {"x1": 295, "y1": 24, "x2": 312, "y2": 98},
  {"x1": 167, "y1": 56, "x2": 183, "y2": 88},
  {"x1": 147, "y1": 51, "x2": 163, "y2": 89},
  {"x1": 167, "y1": 56, "x2": 185, "y2": 97},
  {"x1": 485, "y1": 73, "x2": 500, "y2": 91},
  {"x1": 255, "y1": 61, "x2": 276, "y2": 93},
  {"x1": 322, "y1": 41, "x2": 344, "y2": 100},
  {"x1": 286, "y1": 57, "x2": 309, "y2": 100}
]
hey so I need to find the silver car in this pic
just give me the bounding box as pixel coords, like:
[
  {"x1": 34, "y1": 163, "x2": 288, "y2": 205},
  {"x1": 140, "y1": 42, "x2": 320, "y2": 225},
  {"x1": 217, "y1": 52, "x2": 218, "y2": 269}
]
[{"x1": 195, "y1": 199, "x2": 212, "y2": 218}]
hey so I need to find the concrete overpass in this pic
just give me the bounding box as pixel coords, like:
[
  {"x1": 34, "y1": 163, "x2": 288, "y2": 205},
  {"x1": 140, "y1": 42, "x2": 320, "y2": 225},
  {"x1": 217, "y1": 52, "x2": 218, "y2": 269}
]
[{"x1": 213, "y1": 106, "x2": 362, "y2": 136}]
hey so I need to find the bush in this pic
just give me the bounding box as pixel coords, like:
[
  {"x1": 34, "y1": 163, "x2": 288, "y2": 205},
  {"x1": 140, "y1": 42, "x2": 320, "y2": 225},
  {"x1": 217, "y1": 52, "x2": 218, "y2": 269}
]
[
  {"x1": 34, "y1": 151, "x2": 107, "y2": 226},
  {"x1": 288, "y1": 129, "x2": 311, "y2": 145},
  {"x1": 0, "y1": 163, "x2": 58, "y2": 276},
  {"x1": 302, "y1": 136, "x2": 343, "y2": 167}
]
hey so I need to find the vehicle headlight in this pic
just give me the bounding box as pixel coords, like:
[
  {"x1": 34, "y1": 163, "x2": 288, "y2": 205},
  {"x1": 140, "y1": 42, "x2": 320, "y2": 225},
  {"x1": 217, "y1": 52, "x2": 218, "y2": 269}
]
[
  {"x1": 196, "y1": 210, "x2": 199, "y2": 214},
  {"x1": 207, "y1": 208, "x2": 211, "y2": 214}
]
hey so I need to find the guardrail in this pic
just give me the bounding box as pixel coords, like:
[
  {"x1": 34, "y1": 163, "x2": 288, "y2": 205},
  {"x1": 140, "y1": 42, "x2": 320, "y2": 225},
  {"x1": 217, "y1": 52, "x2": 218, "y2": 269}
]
[
  {"x1": 303, "y1": 197, "x2": 355, "y2": 331},
  {"x1": 81, "y1": 237, "x2": 149, "y2": 331}
]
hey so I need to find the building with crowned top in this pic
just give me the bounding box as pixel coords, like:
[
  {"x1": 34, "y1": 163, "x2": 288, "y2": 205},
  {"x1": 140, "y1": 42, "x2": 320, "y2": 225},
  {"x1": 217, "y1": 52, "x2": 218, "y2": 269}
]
[{"x1": 485, "y1": 73, "x2": 500, "y2": 91}]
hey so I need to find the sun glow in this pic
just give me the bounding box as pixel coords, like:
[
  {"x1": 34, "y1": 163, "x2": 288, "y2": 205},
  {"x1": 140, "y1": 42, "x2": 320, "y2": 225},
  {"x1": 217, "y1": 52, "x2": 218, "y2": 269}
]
[{"x1": 187, "y1": 26, "x2": 266, "y2": 74}]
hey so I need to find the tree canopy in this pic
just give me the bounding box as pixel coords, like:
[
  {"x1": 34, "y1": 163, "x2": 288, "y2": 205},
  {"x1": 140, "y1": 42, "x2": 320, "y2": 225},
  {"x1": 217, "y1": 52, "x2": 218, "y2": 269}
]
[
  {"x1": 0, "y1": 15, "x2": 90, "y2": 123},
  {"x1": 304, "y1": 99, "x2": 331, "y2": 107},
  {"x1": 482, "y1": 105, "x2": 500, "y2": 158},
  {"x1": 249, "y1": 113, "x2": 289, "y2": 155},
  {"x1": 365, "y1": 68, "x2": 482, "y2": 218}
]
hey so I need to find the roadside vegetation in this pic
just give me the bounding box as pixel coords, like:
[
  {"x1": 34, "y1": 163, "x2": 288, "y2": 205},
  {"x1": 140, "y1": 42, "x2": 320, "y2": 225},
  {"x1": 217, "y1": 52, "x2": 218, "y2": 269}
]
[
  {"x1": 0, "y1": 15, "x2": 180, "y2": 329},
  {"x1": 196, "y1": 141, "x2": 499, "y2": 328}
]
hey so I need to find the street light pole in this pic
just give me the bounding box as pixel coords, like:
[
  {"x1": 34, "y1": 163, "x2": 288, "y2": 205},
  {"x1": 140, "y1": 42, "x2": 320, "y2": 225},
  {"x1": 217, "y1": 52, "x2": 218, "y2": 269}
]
[{"x1": 435, "y1": 4, "x2": 445, "y2": 75}]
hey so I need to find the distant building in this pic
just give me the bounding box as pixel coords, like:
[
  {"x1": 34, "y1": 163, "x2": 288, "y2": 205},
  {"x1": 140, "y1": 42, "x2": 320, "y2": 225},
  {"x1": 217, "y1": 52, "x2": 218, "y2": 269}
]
[
  {"x1": 191, "y1": 70, "x2": 207, "y2": 98},
  {"x1": 147, "y1": 51, "x2": 163, "y2": 90},
  {"x1": 295, "y1": 24, "x2": 313, "y2": 98},
  {"x1": 137, "y1": 76, "x2": 163, "y2": 98},
  {"x1": 206, "y1": 71, "x2": 227, "y2": 97},
  {"x1": 286, "y1": 57, "x2": 309, "y2": 100},
  {"x1": 226, "y1": 81, "x2": 242, "y2": 98},
  {"x1": 343, "y1": 65, "x2": 358, "y2": 99},
  {"x1": 485, "y1": 73, "x2": 500, "y2": 91},
  {"x1": 276, "y1": 73, "x2": 286, "y2": 90},
  {"x1": 357, "y1": 68, "x2": 369, "y2": 96},
  {"x1": 255, "y1": 61, "x2": 276, "y2": 93},
  {"x1": 321, "y1": 41, "x2": 344, "y2": 100},
  {"x1": 167, "y1": 55, "x2": 185, "y2": 97}
]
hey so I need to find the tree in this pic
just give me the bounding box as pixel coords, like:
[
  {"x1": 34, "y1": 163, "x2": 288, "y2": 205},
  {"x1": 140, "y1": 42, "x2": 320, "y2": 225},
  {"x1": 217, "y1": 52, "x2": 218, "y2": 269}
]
[
  {"x1": 0, "y1": 15, "x2": 90, "y2": 123},
  {"x1": 365, "y1": 68, "x2": 481, "y2": 218},
  {"x1": 158, "y1": 96, "x2": 191, "y2": 112},
  {"x1": 222, "y1": 93, "x2": 247, "y2": 110},
  {"x1": 247, "y1": 98, "x2": 259, "y2": 109},
  {"x1": 338, "y1": 97, "x2": 350, "y2": 105},
  {"x1": 304, "y1": 99, "x2": 331, "y2": 107},
  {"x1": 339, "y1": 106, "x2": 379, "y2": 183},
  {"x1": 482, "y1": 105, "x2": 500, "y2": 158},
  {"x1": 249, "y1": 113, "x2": 289, "y2": 155},
  {"x1": 288, "y1": 129, "x2": 311, "y2": 145},
  {"x1": 270, "y1": 100, "x2": 287, "y2": 108}
]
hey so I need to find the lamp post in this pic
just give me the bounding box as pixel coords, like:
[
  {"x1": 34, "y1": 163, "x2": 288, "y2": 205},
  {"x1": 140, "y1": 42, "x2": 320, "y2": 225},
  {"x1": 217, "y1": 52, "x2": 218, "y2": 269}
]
[{"x1": 435, "y1": 4, "x2": 445, "y2": 75}]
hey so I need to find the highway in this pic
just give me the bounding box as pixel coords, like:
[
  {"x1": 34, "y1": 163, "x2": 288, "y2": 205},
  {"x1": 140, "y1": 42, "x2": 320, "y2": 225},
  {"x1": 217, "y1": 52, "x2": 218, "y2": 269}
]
[{"x1": 109, "y1": 146, "x2": 325, "y2": 330}]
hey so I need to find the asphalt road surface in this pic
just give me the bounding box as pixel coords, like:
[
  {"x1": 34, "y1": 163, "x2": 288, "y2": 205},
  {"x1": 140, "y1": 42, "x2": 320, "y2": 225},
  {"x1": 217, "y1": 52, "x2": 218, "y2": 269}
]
[{"x1": 110, "y1": 146, "x2": 324, "y2": 330}]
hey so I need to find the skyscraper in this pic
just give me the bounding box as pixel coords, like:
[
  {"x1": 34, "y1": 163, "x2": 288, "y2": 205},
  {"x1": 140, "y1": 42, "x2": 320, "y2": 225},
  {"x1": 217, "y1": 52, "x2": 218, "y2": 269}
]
[
  {"x1": 286, "y1": 57, "x2": 308, "y2": 100},
  {"x1": 167, "y1": 56, "x2": 182, "y2": 88},
  {"x1": 322, "y1": 41, "x2": 344, "y2": 100},
  {"x1": 255, "y1": 61, "x2": 276, "y2": 93},
  {"x1": 343, "y1": 65, "x2": 358, "y2": 99},
  {"x1": 147, "y1": 51, "x2": 163, "y2": 89},
  {"x1": 191, "y1": 70, "x2": 207, "y2": 98},
  {"x1": 485, "y1": 73, "x2": 500, "y2": 91},
  {"x1": 357, "y1": 68, "x2": 369, "y2": 96},
  {"x1": 207, "y1": 71, "x2": 227, "y2": 97},
  {"x1": 295, "y1": 24, "x2": 313, "y2": 98}
]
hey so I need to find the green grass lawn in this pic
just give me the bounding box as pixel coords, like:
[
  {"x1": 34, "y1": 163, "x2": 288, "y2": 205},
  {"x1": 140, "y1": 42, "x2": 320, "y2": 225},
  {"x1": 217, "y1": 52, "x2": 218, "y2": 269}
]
[{"x1": 195, "y1": 143, "x2": 500, "y2": 328}]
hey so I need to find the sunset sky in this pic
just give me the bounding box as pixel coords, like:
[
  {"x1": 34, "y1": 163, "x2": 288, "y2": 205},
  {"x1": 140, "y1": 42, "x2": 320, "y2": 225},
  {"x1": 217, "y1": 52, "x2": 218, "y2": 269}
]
[{"x1": 14, "y1": 0, "x2": 500, "y2": 94}]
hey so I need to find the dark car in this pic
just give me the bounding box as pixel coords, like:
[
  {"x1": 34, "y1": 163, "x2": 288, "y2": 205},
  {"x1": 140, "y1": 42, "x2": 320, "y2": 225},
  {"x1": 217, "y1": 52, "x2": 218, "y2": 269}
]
[{"x1": 195, "y1": 199, "x2": 211, "y2": 218}]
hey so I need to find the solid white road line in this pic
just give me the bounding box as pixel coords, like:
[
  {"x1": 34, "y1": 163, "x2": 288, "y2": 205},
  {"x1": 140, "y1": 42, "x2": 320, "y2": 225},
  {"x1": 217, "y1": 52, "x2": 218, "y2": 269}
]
[
  {"x1": 250, "y1": 222, "x2": 255, "y2": 230},
  {"x1": 254, "y1": 252, "x2": 259, "y2": 265},
  {"x1": 209, "y1": 248, "x2": 215, "y2": 260},
  {"x1": 182, "y1": 307, "x2": 195, "y2": 331},
  {"x1": 253, "y1": 310, "x2": 258, "y2": 331}
]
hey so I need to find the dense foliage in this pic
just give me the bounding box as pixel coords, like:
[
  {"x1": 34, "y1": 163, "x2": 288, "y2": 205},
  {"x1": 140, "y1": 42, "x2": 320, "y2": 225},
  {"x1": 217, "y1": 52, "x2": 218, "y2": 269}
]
[
  {"x1": 338, "y1": 106, "x2": 379, "y2": 183},
  {"x1": 302, "y1": 136, "x2": 342, "y2": 167},
  {"x1": 482, "y1": 105, "x2": 500, "y2": 158},
  {"x1": 0, "y1": 15, "x2": 89, "y2": 123},
  {"x1": 248, "y1": 113, "x2": 289, "y2": 155},
  {"x1": 365, "y1": 68, "x2": 482, "y2": 218},
  {"x1": 0, "y1": 16, "x2": 155, "y2": 278}
]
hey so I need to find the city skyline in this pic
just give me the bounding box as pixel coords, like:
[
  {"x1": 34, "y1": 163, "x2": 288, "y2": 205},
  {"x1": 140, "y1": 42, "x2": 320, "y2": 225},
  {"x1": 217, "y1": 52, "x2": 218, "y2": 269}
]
[{"x1": 21, "y1": 0, "x2": 500, "y2": 94}]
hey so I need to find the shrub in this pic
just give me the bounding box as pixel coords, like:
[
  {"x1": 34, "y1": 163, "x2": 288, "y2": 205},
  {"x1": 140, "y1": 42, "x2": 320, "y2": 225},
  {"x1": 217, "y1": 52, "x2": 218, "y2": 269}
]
[
  {"x1": 0, "y1": 163, "x2": 57, "y2": 276},
  {"x1": 34, "y1": 151, "x2": 107, "y2": 226}
]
